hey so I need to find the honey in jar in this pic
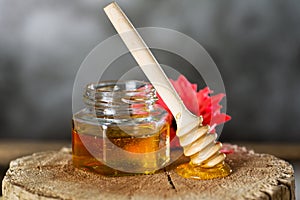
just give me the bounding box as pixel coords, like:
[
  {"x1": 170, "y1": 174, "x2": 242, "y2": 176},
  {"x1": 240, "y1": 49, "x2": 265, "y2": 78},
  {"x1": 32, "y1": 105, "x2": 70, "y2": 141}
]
[{"x1": 72, "y1": 80, "x2": 170, "y2": 176}]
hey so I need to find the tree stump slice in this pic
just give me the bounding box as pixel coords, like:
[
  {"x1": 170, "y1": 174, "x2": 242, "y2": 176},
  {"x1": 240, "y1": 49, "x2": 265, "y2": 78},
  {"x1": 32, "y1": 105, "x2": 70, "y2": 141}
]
[{"x1": 2, "y1": 145, "x2": 295, "y2": 200}]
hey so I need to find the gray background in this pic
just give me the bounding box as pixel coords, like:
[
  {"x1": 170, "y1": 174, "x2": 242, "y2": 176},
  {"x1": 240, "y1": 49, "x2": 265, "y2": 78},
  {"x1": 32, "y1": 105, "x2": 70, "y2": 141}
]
[{"x1": 0, "y1": 0, "x2": 300, "y2": 142}]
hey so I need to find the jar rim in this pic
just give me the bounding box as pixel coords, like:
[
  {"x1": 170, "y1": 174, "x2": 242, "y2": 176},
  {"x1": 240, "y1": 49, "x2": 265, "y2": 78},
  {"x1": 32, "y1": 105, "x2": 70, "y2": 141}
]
[
  {"x1": 83, "y1": 80, "x2": 158, "y2": 113},
  {"x1": 76, "y1": 80, "x2": 168, "y2": 123},
  {"x1": 86, "y1": 80, "x2": 154, "y2": 94}
]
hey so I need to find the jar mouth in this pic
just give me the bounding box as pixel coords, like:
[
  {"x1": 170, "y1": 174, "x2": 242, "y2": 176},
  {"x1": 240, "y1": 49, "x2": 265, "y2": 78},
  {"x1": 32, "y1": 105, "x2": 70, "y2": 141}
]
[
  {"x1": 83, "y1": 80, "x2": 158, "y2": 117},
  {"x1": 86, "y1": 80, "x2": 153, "y2": 94}
]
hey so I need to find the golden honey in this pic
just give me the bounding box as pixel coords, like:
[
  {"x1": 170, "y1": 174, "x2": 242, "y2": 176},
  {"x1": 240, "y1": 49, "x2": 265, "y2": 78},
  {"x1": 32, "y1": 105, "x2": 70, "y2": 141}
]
[
  {"x1": 72, "y1": 120, "x2": 170, "y2": 175},
  {"x1": 176, "y1": 162, "x2": 232, "y2": 180}
]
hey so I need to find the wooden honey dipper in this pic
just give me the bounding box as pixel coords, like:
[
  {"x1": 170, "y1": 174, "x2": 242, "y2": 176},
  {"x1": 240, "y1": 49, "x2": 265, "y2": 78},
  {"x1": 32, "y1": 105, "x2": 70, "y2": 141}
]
[{"x1": 104, "y1": 2, "x2": 231, "y2": 179}]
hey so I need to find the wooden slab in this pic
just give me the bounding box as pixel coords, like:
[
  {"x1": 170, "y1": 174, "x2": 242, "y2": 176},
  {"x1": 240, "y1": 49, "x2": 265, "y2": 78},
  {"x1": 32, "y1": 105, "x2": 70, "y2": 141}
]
[{"x1": 1, "y1": 145, "x2": 295, "y2": 200}]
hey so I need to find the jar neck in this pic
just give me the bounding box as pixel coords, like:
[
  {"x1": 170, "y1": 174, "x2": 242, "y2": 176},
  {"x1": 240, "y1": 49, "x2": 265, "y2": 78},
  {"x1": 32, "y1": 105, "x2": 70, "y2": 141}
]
[{"x1": 83, "y1": 80, "x2": 158, "y2": 118}]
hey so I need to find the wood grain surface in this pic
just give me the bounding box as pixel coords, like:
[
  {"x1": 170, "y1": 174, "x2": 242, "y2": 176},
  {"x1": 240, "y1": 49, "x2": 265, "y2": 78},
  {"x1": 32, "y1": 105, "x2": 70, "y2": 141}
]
[{"x1": 2, "y1": 145, "x2": 295, "y2": 200}]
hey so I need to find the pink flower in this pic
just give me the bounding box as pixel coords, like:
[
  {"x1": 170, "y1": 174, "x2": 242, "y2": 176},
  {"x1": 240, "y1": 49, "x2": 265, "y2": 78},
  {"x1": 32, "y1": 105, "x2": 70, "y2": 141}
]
[{"x1": 156, "y1": 75, "x2": 231, "y2": 151}]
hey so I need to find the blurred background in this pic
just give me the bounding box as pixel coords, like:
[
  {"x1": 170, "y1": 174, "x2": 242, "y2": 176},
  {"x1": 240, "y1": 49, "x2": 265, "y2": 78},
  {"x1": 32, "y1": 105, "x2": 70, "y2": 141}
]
[
  {"x1": 1, "y1": 0, "x2": 300, "y2": 142},
  {"x1": 0, "y1": 0, "x2": 300, "y2": 197}
]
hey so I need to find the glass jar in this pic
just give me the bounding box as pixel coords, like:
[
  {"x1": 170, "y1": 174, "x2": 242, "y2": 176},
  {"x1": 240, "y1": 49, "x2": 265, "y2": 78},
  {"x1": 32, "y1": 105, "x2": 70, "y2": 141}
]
[{"x1": 72, "y1": 80, "x2": 170, "y2": 176}]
